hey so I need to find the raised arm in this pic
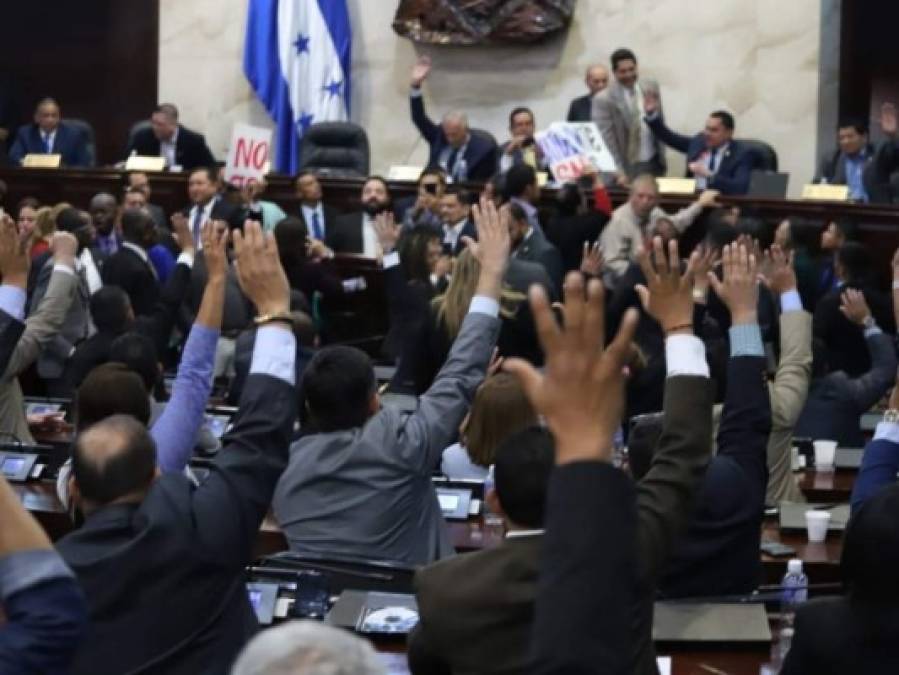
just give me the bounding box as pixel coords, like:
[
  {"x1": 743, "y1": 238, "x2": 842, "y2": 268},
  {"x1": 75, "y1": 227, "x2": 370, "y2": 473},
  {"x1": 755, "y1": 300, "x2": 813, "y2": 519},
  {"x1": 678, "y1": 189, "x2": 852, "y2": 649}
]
[
  {"x1": 839, "y1": 289, "x2": 898, "y2": 412},
  {"x1": 851, "y1": 379, "x2": 899, "y2": 511},
  {"x1": 409, "y1": 55, "x2": 439, "y2": 141},
  {"x1": 643, "y1": 96, "x2": 692, "y2": 155},
  {"x1": 186, "y1": 222, "x2": 297, "y2": 566},
  {"x1": 399, "y1": 199, "x2": 508, "y2": 473},
  {"x1": 503, "y1": 256, "x2": 641, "y2": 675},
  {"x1": 152, "y1": 221, "x2": 226, "y2": 474},
  {"x1": 0, "y1": 473, "x2": 87, "y2": 673}
]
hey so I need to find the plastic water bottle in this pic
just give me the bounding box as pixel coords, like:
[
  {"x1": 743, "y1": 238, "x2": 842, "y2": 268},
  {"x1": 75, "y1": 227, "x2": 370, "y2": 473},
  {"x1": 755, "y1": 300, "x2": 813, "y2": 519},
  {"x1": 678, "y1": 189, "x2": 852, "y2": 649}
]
[
  {"x1": 773, "y1": 559, "x2": 808, "y2": 666},
  {"x1": 482, "y1": 465, "x2": 504, "y2": 535}
]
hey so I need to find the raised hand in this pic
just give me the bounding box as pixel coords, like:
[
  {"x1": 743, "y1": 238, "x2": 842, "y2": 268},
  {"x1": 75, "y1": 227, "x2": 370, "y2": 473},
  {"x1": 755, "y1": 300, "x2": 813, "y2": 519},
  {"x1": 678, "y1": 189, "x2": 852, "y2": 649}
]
[
  {"x1": 463, "y1": 199, "x2": 510, "y2": 298},
  {"x1": 839, "y1": 288, "x2": 872, "y2": 326},
  {"x1": 410, "y1": 54, "x2": 432, "y2": 88},
  {"x1": 50, "y1": 232, "x2": 78, "y2": 268},
  {"x1": 170, "y1": 212, "x2": 194, "y2": 254},
  {"x1": 643, "y1": 90, "x2": 660, "y2": 115},
  {"x1": 696, "y1": 189, "x2": 720, "y2": 209},
  {"x1": 0, "y1": 213, "x2": 29, "y2": 288},
  {"x1": 200, "y1": 221, "x2": 228, "y2": 282},
  {"x1": 373, "y1": 211, "x2": 402, "y2": 254},
  {"x1": 707, "y1": 243, "x2": 758, "y2": 325},
  {"x1": 504, "y1": 273, "x2": 638, "y2": 464},
  {"x1": 634, "y1": 237, "x2": 696, "y2": 335},
  {"x1": 579, "y1": 241, "x2": 604, "y2": 277},
  {"x1": 233, "y1": 221, "x2": 290, "y2": 317},
  {"x1": 760, "y1": 244, "x2": 797, "y2": 296}
]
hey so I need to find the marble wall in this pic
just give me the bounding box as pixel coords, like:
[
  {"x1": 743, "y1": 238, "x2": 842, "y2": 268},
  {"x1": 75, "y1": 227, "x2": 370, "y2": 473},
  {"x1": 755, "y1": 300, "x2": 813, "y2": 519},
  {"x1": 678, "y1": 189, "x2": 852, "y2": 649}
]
[{"x1": 159, "y1": 0, "x2": 823, "y2": 195}]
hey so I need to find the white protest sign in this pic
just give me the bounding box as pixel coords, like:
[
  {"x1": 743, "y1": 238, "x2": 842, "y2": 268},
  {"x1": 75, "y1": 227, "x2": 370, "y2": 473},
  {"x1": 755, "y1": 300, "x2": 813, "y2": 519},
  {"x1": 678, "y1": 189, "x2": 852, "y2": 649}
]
[
  {"x1": 536, "y1": 122, "x2": 617, "y2": 180},
  {"x1": 224, "y1": 123, "x2": 273, "y2": 187}
]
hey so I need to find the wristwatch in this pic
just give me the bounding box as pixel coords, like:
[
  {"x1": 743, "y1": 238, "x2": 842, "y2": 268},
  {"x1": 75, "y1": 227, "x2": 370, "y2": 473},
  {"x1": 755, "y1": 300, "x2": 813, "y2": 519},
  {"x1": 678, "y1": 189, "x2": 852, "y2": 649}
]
[
  {"x1": 884, "y1": 409, "x2": 899, "y2": 424},
  {"x1": 862, "y1": 315, "x2": 877, "y2": 331},
  {"x1": 253, "y1": 312, "x2": 293, "y2": 327}
]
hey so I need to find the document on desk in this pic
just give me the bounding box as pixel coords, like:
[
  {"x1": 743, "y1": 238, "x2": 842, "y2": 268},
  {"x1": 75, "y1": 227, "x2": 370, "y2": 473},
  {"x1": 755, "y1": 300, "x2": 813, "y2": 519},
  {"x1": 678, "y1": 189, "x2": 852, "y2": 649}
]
[{"x1": 656, "y1": 656, "x2": 672, "y2": 675}]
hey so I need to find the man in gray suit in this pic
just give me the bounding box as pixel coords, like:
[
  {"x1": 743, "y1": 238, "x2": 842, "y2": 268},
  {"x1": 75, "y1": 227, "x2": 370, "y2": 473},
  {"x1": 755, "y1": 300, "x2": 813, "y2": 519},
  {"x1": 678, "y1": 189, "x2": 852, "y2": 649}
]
[
  {"x1": 0, "y1": 230, "x2": 79, "y2": 443},
  {"x1": 273, "y1": 200, "x2": 510, "y2": 566},
  {"x1": 592, "y1": 48, "x2": 666, "y2": 185}
]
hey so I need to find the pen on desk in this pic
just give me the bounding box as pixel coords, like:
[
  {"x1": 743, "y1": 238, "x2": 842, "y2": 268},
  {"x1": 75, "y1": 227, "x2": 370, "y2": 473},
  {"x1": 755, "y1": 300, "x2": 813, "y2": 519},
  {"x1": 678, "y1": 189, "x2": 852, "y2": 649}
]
[{"x1": 698, "y1": 664, "x2": 731, "y2": 675}]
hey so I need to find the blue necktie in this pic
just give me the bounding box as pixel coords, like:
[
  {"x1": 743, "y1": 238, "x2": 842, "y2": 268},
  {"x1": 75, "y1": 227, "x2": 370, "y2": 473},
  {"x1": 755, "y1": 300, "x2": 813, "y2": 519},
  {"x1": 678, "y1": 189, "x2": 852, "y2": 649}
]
[
  {"x1": 191, "y1": 207, "x2": 204, "y2": 245},
  {"x1": 43, "y1": 133, "x2": 52, "y2": 154},
  {"x1": 708, "y1": 148, "x2": 719, "y2": 172},
  {"x1": 311, "y1": 211, "x2": 323, "y2": 240}
]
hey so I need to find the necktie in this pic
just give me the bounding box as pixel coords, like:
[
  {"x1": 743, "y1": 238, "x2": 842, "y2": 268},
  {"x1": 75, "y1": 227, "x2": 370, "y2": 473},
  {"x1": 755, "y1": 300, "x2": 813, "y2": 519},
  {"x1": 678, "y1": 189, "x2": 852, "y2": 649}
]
[
  {"x1": 446, "y1": 147, "x2": 459, "y2": 179},
  {"x1": 311, "y1": 211, "x2": 323, "y2": 240},
  {"x1": 708, "y1": 148, "x2": 719, "y2": 173},
  {"x1": 43, "y1": 133, "x2": 52, "y2": 154},
  {"x1": 191, "y1": 207, "x2": 204, "y2": 245}
]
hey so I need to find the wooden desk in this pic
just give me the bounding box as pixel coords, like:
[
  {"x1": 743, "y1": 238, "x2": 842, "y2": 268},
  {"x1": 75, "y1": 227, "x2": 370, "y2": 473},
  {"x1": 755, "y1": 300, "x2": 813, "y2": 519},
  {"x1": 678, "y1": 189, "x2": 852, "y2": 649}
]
[
  {"x1": 798, "y1": 468, "x2": 856, "y2": 502},
  {"x1": 761, "y1": 519, "x2": 842, "y2": 586}
]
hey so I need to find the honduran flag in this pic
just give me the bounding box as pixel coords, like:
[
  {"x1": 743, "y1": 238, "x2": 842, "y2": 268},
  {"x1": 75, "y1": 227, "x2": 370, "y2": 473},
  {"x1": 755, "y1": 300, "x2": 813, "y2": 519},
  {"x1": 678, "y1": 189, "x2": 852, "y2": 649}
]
[{"x1": 244, "y1": 0, "x2": 351, "y2": 174}]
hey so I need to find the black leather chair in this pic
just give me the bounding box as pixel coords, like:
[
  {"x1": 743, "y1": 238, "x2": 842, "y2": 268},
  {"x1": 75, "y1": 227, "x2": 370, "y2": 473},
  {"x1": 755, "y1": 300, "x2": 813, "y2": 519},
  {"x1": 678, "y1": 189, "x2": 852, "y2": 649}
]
[
  {"x1": 738, "y1": 138, "x2": 778, "y2": 172},
  {"x1": 127, "y1": 120, "x2": 152, "y2": 154},
  {"x1": 62, "y1": 118, "x2": 96, "y2": 167},
  {"x1": 299, "y1": 122, "x2": 369, "y2": 177}
]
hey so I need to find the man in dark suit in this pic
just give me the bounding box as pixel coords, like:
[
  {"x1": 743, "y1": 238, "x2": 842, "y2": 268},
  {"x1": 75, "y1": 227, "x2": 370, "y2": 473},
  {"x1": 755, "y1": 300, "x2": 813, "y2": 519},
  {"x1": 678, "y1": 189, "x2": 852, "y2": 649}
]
[
  {"x1": 125, "y1": 103, "x2": 215, "y2": 171},
  {"x1": 509, "y1": 202, "x2": 563, "y2": 293},
  {"x1": 329, "y1": 176, "x2": 392, "y2": 257},
  {"x1": 295, "y1": 170, "x2": 339, "y2": 243},
  {"x1": 64, "y1": 286, "x2": 133, "y2": 392},
  {"x1": 101, "y1": 209, "x2": 160, "y2": 317},
  {"x1": 180, "y1": 166, "x2": 245, "y2": 246},
  {"x1": 644, "y1": 99, "x2": 754, "y2": 195},
  {"x1": 9, "y1": 98, "x2": 91, "y2": 168},
  {"x1": 437, "y1": 186, "x2": 477, "y2": 257},
  {"x1": 544, "y1": 182, "x2": 608, "y2": 273},
  {"x1": 566, "y1": 64, "x2": 609, "y2": 122},
  {"x1": 409, "y1": 56, "x2": 497, "y2": 182},
  {"x1": 55, "y1": 223, "x2": 297, "y2": 675},
  {"x1": 408, "y1": 427, "x2": 553, "y2": 675},
  {"x1": 496, "y1": 107, "x2": 549, "y2": 175},
  {"x1": 126, "y1": 171, "x2": 168, "y2": 230}
]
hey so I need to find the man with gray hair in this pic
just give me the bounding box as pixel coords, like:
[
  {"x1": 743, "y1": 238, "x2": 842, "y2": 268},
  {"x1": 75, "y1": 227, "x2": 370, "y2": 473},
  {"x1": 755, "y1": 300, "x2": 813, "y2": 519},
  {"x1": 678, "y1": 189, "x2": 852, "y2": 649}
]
[
  {"x1": 566, "y1": 63, "x2": 609, "y2": 122},
  {"x1": 409, "y1": 55, "x2": 497, "y2": 181},
  {"x1": 125, "y1": 102, "x2": 216, "y2": 171},
  {"x1": 230, "y1": 621, "x2": 384, "y2": 675}
]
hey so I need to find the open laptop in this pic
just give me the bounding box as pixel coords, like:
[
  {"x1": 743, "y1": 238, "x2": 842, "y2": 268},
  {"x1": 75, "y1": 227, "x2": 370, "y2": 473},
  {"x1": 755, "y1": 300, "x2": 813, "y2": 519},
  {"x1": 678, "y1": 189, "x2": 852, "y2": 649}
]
[
  {"x1": 748, "y1": 170, "x2": 789, "y2": 198},
  {"x1": 652, "y1": 602, "x2": 771, "y2": 644},
  {"x1": 778, "y1": 502, "x2": 850, "y2": 532}
]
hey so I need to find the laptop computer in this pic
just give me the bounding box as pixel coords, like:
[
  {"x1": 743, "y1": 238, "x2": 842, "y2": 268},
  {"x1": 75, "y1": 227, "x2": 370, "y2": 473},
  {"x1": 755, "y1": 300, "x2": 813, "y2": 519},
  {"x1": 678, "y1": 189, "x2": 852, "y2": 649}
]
[
  {"x1": 652, "y1": 602, "x2": 771, "y2": 644},
  {"x1": 835, "y1": 447, "x2": 863, "y2": 470},
  {"x1": 778, "y1": 502, "x2": 850, "y2": 532},
  {"x1": 748, "y1": 170, "x2": 789, "y2": 198}
]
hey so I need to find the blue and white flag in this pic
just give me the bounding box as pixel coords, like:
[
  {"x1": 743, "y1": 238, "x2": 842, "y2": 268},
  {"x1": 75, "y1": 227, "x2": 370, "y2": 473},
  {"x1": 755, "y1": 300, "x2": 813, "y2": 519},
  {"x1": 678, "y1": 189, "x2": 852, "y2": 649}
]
[{"x1": 244, "y1": 0, "x2": 351, "y2": 174}]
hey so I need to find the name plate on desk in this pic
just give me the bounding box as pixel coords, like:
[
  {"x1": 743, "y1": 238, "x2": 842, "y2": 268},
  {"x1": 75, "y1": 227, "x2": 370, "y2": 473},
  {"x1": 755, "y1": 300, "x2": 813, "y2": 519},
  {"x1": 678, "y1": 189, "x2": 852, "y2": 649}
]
[
  {"x1": 387, "y1": 165, "x2": 423, "y2": 181},
  {"x1": 801, "y1": 184, "x2": 849, "y2": 201},
  {"x1": 125, "y1": 155, "x2": 167, "y2": 172},
  {"x1": 656, "y1": 177, "x2": 696, "y2": 195},
  {"x1": 22, "y1": 154, "x2": 61, "y2": 168}
]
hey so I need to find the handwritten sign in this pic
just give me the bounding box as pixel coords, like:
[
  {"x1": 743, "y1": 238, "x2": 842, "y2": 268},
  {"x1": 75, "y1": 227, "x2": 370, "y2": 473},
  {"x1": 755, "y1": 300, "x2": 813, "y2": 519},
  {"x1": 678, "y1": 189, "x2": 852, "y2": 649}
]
[
  {"x1": 535, "y1": 122, "x2": 617, "y2": 180},
  {"x1": 224, "y1": 123, "x2": 273, "y2": 187}
]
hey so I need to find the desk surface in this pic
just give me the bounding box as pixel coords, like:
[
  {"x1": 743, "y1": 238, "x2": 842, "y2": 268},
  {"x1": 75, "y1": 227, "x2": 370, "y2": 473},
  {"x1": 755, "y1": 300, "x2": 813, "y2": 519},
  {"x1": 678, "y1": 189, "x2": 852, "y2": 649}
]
[{"x1": 797, "y1": 468, "x2": 856, "y2": 503}]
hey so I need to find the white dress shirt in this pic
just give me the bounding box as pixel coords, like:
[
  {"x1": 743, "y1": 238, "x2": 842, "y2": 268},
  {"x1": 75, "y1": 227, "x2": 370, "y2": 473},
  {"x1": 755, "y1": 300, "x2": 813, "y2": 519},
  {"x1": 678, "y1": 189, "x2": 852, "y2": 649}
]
[
  {"x1": 189, "y1": 199, "x2": 217, "y2": 249},
  {"x1": 160, "y1": 127, "x2": 180, "y2": 169},
  {"x1": 41, "y1": 129, "x2": 57, "y2": 153},
  {"x1": 361, "y1": 214, "x2": 379, "y2": 259},
  {"x1": 78, "y1": 248, "x2": 103, "y2": 294}
]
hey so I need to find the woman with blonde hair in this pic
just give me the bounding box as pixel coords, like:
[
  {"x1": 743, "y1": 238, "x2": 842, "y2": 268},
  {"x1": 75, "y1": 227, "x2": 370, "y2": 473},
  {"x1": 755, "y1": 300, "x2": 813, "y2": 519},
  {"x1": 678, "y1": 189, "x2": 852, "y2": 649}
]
[
  {"x1": 441, "y1": 372, "x2": 538, "y2": 479},
  {"x1": 27, "y1": 205, "x2": 57, "y2": 259}
]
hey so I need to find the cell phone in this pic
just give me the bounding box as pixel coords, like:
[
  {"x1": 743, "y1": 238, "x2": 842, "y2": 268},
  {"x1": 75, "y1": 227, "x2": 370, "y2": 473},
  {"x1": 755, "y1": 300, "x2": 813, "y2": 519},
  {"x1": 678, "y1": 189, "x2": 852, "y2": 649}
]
[
  {"x1": 290, "y1": 570, "x2": 329, "y2": 620},
  {"x1": 423, "y1": 183, "x2": 438, "y2": 195},
  {"x1": 760, "y1": 540, "x2": 797, "y2": 557},
  {"x1": 246, "y1": 207, "x2": 264, "y2": 225}
]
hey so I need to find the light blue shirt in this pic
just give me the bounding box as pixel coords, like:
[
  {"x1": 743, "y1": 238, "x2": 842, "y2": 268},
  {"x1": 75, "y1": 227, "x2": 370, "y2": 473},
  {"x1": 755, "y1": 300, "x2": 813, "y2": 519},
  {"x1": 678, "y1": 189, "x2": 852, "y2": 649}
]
[{"x1": 845, "y1": 151, "x2": 869, "y2": 202}]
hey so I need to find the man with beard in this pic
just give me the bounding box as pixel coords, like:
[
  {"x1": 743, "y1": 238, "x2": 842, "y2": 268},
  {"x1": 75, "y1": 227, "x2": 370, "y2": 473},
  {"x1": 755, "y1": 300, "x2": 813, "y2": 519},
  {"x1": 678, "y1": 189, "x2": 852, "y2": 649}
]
[{"x1": 330, "y1": 176, "x2": 393, "y2": 257}]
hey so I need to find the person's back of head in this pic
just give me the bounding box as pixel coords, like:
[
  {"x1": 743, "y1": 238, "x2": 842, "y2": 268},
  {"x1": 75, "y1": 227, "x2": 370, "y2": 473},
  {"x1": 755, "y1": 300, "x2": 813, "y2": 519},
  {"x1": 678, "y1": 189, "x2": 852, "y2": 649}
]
[
  {"x1": 76, "y1": 363, "x2": 151, "y2": 430},
  {"x1": 55, "y1": 206, "x2": 87, "y2": 235},
  {"x1": 230, "y1": 620, "x2": 384, "y2": 675},
  {"x1": 555, "y1": 182, "x2": 582, "y2": 217},
  {"x1": 492, "y1": 426, "x2": 554, "y2": 529},
  {"x1": 108, "y1": 332, "x2": 159, "y2": 392},
  {"x1": 300, "y1": 346, "x2": 375, "y2": 432},
  {"x1": 120, "y1": 207, "x2": 155, "y2": 247},
  {"x1": 90, "y1": 286, "x2": 134, "y2": 335},
  {"x1": 503, "y1": 164, "x2": 537, "y2": 201},
  {"x1": 836, "y1": 241, "x2": 872, "y2": 286},
  {"x1": 71, "y1": 414, "x2": 157, "y2": 512},
  {"x1": 274, "y1": 217, "x2": 308, "y2": 269},
  {"x1": 463, "y1": 373, "x2": 538, "y2": 468}
]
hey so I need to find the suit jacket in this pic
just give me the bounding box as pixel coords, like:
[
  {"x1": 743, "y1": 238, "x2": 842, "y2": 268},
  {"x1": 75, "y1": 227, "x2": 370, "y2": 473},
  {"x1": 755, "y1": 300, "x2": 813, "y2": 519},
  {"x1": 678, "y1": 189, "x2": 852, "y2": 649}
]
[
  {"x1": 513, "y1": 229, "x2": 564, "y2": 294},
  {"x1": 410, "y1": 93, "x2": 497, "y2": 181},
  {"x1": 183, "y1": 197, "x2": 246, "y2": 234},
  {"x1": 31, "y1": 257, "x2": 91, "y2": 380},
  {"x1": 184, "y1": 254, "x2": 254, "y2": 334},
  {"x1": 126, "y1": 124, "x2": 215, "y2": 170},
  {"x1": 273, "y1": 310, "x2": 500, "y2": 566},
  {"x1": 781, "y1": 597, "x2": 899, "y2": 675},
  {"x1": 592, "y1": 79, "x2": 667, "y2": 176},
  {"x1": 329, "y1": 211, "x2": 365, "y2": 254},
  {"x1": 55, "y1": 372, "x2": 297, "y2": 675},
  {"x1": 408, "y1": 534, "x2": 542, "y2": 675},
  {"x1": 766, "y1": 310, "x2": 813, "y2": 506},
  {"x1": 298, "y1": 203, "x2": 340, "y2": 241},
  {"x1": 795, "y1": 330, "x2": 897, "y2": 447},
  {"x1": 63, "y1": 331, "x2": 120, "y2": 392},
  {"x1": 9, "y1": 122, "x2": 91, "y2": 168},
  {"x1": 566, "y1": 93, "x2": 594, "y2": 123},
  {"x1": 0, "y1": 269, "x2": 77, "y2": 443},
  {"x1": 660, "y1": 355, "x2": 772, "y2": 600},
  {"x1": 644, "y1": 115, "x2": 753, "y2": 195},
  {"x1": 0, "y1": 310, "x2": 24, "y2": 376},
  {"x1": 101, "y1": 246, "x2": 160, "y2": 317},
  {"x1": 443, "y1": 218, "x2": 478, "y2": 257},
  {"x1": 532, "y1": 463, "x2": 637, "y2": 675},
  {"x1": 815, "y1": 142, "x2": 897, "y2": 204}
]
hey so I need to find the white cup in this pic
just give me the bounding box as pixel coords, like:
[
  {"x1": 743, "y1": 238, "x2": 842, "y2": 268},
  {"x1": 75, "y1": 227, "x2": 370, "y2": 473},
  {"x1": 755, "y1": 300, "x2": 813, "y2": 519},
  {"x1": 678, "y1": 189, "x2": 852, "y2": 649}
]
[
  {"x1": 813, "y1": 440, "x2": 837, "y2": 472},
  {"x1": 805, "y1": 510, "x2": 831, "y2": 542}
]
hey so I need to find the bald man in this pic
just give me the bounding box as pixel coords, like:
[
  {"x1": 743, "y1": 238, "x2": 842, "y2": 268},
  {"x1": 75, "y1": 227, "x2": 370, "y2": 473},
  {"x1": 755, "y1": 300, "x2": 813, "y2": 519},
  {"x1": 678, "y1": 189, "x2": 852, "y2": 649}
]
[
  {"x1": 409, "y1": 55, "x2": 497, "y2": 181},
  {"x1": 567, "y1": 64, "x2": 609, "y2": 122},
  {"x1": 9, "y1": 97, "x2": 92, "y2": 167}
]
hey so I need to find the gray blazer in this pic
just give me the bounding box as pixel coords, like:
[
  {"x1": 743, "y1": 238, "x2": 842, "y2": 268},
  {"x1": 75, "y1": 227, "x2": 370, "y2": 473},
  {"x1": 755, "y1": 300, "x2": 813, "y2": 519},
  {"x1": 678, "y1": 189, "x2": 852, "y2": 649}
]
[
  {"x1": 31, "y1": 257, "x2": 91, "y2": 379},
  {"x1": 592, "y1": 78, "x2": 666, "y2": 176},
  {"x1": 514, "y1": 230, "x2": 563, "y2": 295},
  {"x1": 273, "y1": 309, "x2": 500, "y2": 566}
]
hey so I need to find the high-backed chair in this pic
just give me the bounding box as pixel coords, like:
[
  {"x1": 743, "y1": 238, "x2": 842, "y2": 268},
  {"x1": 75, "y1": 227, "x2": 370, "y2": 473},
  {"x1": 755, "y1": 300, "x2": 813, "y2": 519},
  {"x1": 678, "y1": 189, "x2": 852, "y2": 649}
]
[
  {"x1": 737, "y1": 139, "x2": 778, "y2": 172},
  {"x1": 127, "y1": 120, "x2": 152, "y2": 154},
  {"x1": 62, "y1": 118, "x2": 97, "y2": 167},
  {"x1": 299, "y1": 122, "x2": 369, "y2": 177}
]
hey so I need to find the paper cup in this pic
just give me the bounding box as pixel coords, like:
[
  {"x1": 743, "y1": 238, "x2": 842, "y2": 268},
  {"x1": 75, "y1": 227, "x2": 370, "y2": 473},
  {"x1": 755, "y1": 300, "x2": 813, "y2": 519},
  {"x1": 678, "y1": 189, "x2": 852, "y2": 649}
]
[
  {"x1": 813, "y1": 440, "x2": 837, "y2": 472},
  {"x1": 805, "y1": 510, "x2": 831, "y2": 542}
]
